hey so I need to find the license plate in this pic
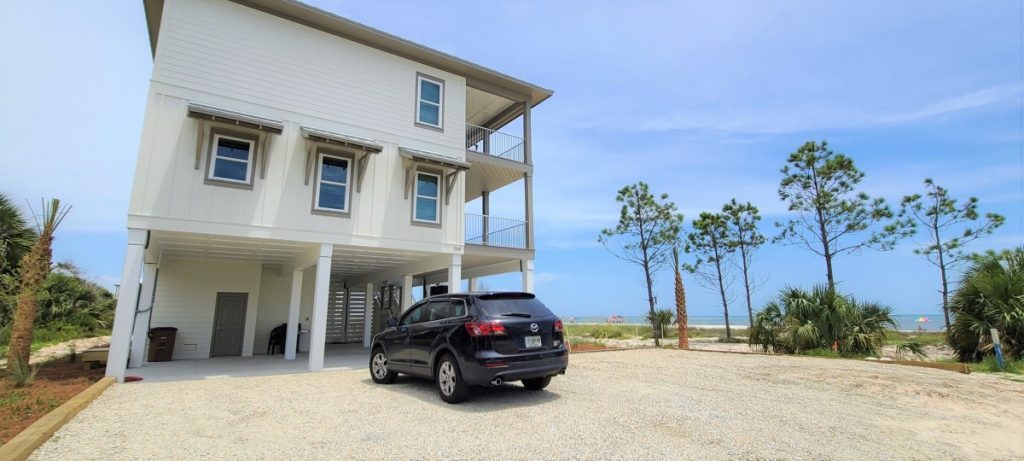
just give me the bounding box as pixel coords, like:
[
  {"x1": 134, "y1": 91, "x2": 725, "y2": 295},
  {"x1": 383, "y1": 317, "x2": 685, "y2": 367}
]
[{"x1": 524, "y1": 335, "x2": 542, "y2": 348}]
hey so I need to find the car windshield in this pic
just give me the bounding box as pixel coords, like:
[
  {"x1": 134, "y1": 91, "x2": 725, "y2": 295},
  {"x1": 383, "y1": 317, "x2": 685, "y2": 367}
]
[{"x1": 475, "y1": 295, "x2": 554, "y2": 318}]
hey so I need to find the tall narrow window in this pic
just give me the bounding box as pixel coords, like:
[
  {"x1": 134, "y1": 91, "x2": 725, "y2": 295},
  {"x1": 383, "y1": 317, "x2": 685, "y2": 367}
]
[
  {"x1": 416, "y1": 74, "x2": 444, "y2": 129},
  {"x1": 208, "y1": 134, "x2": 254, "y2": 184},
  {"x1": 315, "y1": 153, "x2": 351, "y2": 213},
  {"x1": 413, "y1": 172, "x2": 440, "y2": 223}
]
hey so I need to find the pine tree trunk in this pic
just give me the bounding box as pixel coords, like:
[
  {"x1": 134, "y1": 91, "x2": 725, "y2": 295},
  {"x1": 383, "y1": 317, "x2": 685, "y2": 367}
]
[
  {"x1": 741, "y1": 248, "x2": 754, "y2": 328},
  {"x1": 675, "y1": 268, "x2": 688, "y2": 349},
  {"x1": 6, "y1": 228, "x2": 53, "y2": 370},
  {"x1": 643, "y1": 262, "x2": 659, "y2": 347}
]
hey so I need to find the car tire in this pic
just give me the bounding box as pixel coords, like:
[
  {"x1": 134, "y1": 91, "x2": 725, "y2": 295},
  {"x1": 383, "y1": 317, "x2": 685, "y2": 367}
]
[
  {"x1": 521, "y1": 376, "x2": 552, "y2": 391},
  {"x1": 369, "y1": 347, "x2": 398, "y2": 384},
  {"x1": 435, "y1": 353, "x2": 470, "y2": 404}
]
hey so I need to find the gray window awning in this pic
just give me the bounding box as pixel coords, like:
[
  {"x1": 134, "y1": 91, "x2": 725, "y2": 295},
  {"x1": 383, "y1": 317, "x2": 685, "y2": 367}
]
[
  {"x1": 399, "y1": 147, "x2": 468, "y2": 205},
  {"x1": 398, "y1": 146, "x2": 470, "y2": 171},
  {"x1": 301, "y1": 127, "x2": 383, "y2": 152},
  {"x1": 187, "y1": 103, "x2": 284, "y2": 134}
]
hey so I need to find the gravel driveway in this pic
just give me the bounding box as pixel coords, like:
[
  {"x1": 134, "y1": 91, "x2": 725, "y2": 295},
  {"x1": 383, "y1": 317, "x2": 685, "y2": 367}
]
[{"x1": 31, "y1": 349, "x2": 1024, "y2": 460}]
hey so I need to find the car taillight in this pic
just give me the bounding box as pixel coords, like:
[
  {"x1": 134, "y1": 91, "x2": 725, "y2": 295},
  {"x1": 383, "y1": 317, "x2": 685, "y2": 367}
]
[
  {"x1": 465, "y1": 321, "x2": 507, "y2": 337},
  {"x1": 554, "y1": 319, "x2": 563, "y2": 332}
]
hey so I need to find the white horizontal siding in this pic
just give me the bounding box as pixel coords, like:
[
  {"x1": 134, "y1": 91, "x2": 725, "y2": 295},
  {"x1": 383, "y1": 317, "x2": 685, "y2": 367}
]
[
  {"x1": 128, "y1": 0, "x2": 467, "y2": 250},
  {"x1": 150, "y1": 259, "x2": 263, "y2": 359}
]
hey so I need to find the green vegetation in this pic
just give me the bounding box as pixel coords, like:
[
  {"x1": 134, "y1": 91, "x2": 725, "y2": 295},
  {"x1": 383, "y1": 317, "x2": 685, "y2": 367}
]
[
  {"x1": 899, "y1": 179, "x2": 1005, "y2": 331},
  {"x1": 563, "y1": 324, "x2": 742, "y2": 342},
  {"x1": 0, "y1": 324, "x2": 112, "y2": 358},
  {"x1": 722, "y1": 200, "x2": 765, "y2": 330},
  {"x1": 598, "y1": 182, "x2": 683, "y2": 347},
  {"x1": 0, "y1": 196, "x2": 110, "y2": 379},
  {"x1": 5, "y1": 358, "x2": 39, "y2": 388},
  {"x1": 948, "y1": 247, "x2": 1023, "y2": 362},
  {"x1": 885, "y1": 331, "x2": 946, "y2": 346},
  {"x1": 749, "y1": 285, "x2": 896, "y2": 356},
  {"x1": 971, "y1": 355, "x2": 1021, "y2": 374},
  {"x1": 683, "y1": 212, "x2": 736, "y2": 339},
  {"x1": 895, "y1": 342, "x2": 927, "y2": 359}
]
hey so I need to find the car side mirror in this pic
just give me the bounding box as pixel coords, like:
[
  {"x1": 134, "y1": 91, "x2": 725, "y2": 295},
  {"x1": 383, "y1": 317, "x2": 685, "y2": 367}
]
[{"x1": 386, "y1": 318, "x2": 398, "y2": 328}]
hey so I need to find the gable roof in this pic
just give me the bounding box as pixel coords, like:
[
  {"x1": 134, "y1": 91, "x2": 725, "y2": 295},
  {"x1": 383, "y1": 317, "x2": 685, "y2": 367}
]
[{"x1": 143, "y1": 0, "x2": 553, "y2": 107}]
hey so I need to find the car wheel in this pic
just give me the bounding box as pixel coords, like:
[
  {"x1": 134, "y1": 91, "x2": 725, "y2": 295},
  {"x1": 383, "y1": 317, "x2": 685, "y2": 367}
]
[
  {"x1": 436, "y1": 354, "x2": 470, "y2": 404},
  {"x1": 521, "y1": 376, "x2": 552, "y2": 391},
  {"x1": 369, "y1": 347, "x2": 397, "y2": 384}
]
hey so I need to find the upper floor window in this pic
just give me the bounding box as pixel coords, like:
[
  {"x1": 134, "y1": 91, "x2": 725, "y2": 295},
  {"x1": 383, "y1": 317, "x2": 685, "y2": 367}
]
[
  {"x1": 415, "y1": 74, "x2": 444, "y2": 130},
  {"x1": 413, "y1": 172, "x2": 440, "y2": 223},
  {"x1": 314, "y1": 152, "x2": 351, "y2": 213},
  {"x1": 207, "y1": 133, "x2": 256, "y2": 186}
]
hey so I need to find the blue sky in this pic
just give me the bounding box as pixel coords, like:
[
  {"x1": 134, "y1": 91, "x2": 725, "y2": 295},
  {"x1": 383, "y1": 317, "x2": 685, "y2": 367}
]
[{"x1": 0, "y1": 1, "x2": 1021, "y2": 320}]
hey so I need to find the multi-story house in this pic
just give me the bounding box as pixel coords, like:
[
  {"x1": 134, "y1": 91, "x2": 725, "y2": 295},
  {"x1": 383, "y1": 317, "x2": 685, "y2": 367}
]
[{"x1": 106, "y1": 0, "x2": 552, "y2": 381}]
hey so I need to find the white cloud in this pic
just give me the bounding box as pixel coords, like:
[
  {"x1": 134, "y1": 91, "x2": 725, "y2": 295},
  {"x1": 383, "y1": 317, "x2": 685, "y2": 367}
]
[{"x1": 588, "y1": 84, "x2": 1022, "y2": 135}]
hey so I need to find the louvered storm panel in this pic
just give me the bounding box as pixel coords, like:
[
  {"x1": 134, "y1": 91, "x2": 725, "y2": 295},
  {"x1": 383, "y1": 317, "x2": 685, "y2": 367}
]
[
  {"x1": 345, "y1": 289, "x2": 367, "y2": 343},
  {"x1": 325, "y1": 281, "x2": 348, "y2": 344}
]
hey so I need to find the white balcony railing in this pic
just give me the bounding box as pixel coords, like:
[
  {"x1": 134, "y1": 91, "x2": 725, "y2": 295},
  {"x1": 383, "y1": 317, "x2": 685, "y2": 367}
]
[
  {"x1": 465, "y1": 213, "x2": 527, "y2": 249},
  {"x1": 466, "y1": 123, "x2": 525, "y2": 163}
]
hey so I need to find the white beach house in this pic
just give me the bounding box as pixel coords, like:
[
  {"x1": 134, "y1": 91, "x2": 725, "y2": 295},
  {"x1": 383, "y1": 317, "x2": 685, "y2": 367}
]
[{"x1": 106, "y1": 0, "x2": 552, "y2": 381}]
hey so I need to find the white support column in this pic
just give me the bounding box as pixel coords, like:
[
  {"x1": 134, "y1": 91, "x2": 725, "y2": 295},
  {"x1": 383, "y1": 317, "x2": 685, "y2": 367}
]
[
  {"x1": 127, "y1": 262, "x2": 157, "y2": 368},
  {"x1": 522, "y1": 259, "x2": 535, "y2": 294},
  {"x1": 363, "y1": 281, "x2": 374, "y2": 347},
  {"x1": 468, "y1": 277, "x2": 478, "y2": 292},
  {"x1": 285, "y1": 269, "x2": 303, "y2": 360},
  {"x1": 402, "y1": 274, "x2": 414, "y2": 311},
  {"x1": 106, "y1": 228, "x2": 148, "y2": 382},
  {"x1": 241, "y1": 263, "x2": 262, "y2": 357},
  {"x1": 448, "y1": 254, "x2": 463, "y2": 294},
  {"x1": 308, "y1": 244, "x2": 333, "y2": 371}
]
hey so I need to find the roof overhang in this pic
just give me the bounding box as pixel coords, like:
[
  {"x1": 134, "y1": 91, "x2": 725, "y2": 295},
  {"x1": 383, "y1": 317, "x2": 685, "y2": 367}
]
[
  {"x1": 187, "y1": 103, "x2": 284, "y2": 133},
  {"x1": 398, "y1": 146, "x2": 470, "y2": 171},
  {"x1": 301, "y1": 126, "x2": 382, "y2": 152},
  {"x1": 143, "y1": 0, "x2": 553, "y2": 108}
]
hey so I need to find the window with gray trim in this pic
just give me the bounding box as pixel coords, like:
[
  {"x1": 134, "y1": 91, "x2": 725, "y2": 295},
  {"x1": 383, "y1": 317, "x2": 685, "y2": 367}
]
[
  {"x1": 208, "y1": 134, "x2": 254, "y2": 184},
  {"x1": 416, "y1": 75, "x2": 443, "y2": 128},
  {"x1": 314, "y1": 153, "x2": 351, "y2": 213},
  {"x1": 413, "y1": 172, "x2": 440, "y2": 223}
]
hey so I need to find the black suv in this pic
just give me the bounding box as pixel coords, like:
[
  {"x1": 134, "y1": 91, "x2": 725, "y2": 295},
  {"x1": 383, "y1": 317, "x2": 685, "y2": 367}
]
[{"x1": 368, "y1": 292, "x2": 568, "y2": 403}]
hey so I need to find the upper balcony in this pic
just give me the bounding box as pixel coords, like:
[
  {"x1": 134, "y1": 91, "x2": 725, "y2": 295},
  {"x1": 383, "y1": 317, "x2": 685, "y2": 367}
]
[{"x1": 466, "y1": 124, "x2": 524, "y2": 163}]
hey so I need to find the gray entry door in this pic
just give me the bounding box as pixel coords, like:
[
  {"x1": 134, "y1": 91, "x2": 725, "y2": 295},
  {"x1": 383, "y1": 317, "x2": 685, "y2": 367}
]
[{"x1": 211, "y1": 293, "x2": 247, "y2": 356}]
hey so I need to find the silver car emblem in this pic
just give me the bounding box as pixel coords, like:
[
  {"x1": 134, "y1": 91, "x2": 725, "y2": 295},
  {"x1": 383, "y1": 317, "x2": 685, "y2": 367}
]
[{"x1": 530, "y1": 323, "x2": 539, "y2": 332}]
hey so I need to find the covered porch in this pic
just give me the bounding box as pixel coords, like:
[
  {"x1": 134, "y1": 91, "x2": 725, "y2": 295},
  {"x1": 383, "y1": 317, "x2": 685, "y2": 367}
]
[{"x1": 105, "y1": 229, "x2": 534, "y2": 382}]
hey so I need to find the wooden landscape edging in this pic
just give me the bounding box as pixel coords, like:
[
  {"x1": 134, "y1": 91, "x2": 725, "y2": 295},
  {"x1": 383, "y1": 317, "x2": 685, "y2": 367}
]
[
  {"x1": 874, "y1": 358, "x2": 970, "y2": 374},
  {"x1": 0, "y1": 377, "x2": 114, "y2": 461}
]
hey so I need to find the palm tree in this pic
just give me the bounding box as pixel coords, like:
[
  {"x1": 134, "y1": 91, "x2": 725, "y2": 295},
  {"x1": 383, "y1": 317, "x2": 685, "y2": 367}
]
[
  {"x1": 0, "y1": 193, "x2": 37, "y2": 276},
  {"x1": 6, "y1": 199, "x2": 70, "y2": 371},
  {"x1": 948, "y1": 247, "x2": 1023, "y2": 362},
  {"x1": 672, "y1": 246, "x2": 689, "y2": 348},
  {"x1": 749, "y1": 285, "x2": 896, "y2": 356},
  {"x1": 646, "y1": 309, "x2": 675, "y2": 343}
]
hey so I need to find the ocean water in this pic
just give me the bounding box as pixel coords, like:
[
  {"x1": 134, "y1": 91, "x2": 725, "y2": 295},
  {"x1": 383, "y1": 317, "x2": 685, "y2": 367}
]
[{"x1": 563, "y1": 314, "x2": 946, "y2": 332}]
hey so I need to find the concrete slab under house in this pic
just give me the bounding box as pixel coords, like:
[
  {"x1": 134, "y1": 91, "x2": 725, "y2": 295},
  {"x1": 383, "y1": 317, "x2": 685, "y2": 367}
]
[{"x1": 106, "y1": 0, "x2": 552, "y2": 382}]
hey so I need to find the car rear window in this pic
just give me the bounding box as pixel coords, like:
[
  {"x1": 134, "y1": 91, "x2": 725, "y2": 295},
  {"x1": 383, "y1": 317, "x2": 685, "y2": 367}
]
[{"x1": 475, "y1": 295, "x2": 555, "y2": 318}]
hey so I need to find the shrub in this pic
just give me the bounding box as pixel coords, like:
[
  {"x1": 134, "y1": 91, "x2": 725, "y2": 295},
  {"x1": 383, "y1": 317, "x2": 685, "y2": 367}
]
[
  {"x1": 590, "y1": 325, "x2": 624, "y2": 339},
  {"x1": 948, "y1": 247, "x2": 1024, "y2": 362},
  {"x1": 6, "y1": 358, "x2": 40, "y2": 387},
  {"x1": 749, "y1": 285, "x2": 896, "y2": 356},
  {"x1": 896, "y1": 342, "x2": 927, "y2": 359}
]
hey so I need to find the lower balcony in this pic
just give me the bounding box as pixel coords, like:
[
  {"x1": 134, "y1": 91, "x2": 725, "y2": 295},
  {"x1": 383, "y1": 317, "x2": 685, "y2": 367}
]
[{"x1": 465, "y1": 213, "x2": 527, "y2": 249}]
